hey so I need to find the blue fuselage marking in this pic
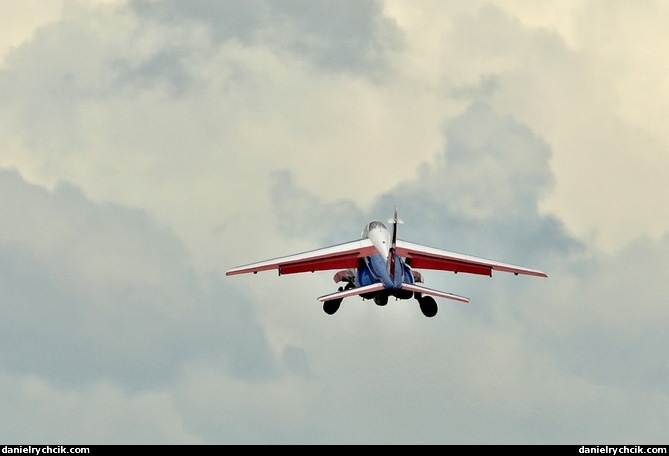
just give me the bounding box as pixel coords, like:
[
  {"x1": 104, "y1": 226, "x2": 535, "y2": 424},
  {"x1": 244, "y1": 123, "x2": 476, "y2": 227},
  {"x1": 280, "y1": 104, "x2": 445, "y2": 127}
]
[{"x1": 357, "y1": 253, "x2": 414, "y2": 290}]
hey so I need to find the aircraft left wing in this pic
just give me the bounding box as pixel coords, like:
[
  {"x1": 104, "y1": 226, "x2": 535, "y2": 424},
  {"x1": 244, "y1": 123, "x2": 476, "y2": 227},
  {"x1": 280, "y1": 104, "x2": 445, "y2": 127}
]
[
  {"x1": 395, "y1": 240, "x2": 548, "y2": 278},
  {"x1": 318, "y1": 283, "x2": 385, "y2": 302},
  {"x1": 317, "y1": 282, "x2": 469, "y2": 303},
  {"x1": 226, "y1": 239, "x2": 377, "y2": 276}
]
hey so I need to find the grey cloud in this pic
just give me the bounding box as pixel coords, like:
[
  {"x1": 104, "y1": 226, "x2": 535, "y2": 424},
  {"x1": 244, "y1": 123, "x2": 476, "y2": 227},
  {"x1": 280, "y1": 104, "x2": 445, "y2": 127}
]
[
  {"x1": 0, "y1": 18, "x2": 142, "y2": 157},
  {"x1": 130, "y1": 0, "x2": 403, "y2": 76},
  {"x1": 270, "y1": 170, "x2": 365, "y2": 244},
  {"x1": 130, "y1": 0, "x2": 267, "y2": 42},
  {"x1": 0, "y1": 170, "x2": 275, "y2": 390},
  {"x1": 450, "y1": 73, "x2": 499, "y2": 101},
  {"x1": 112, "y1": 48, "x2": 197, "y2": 96},
  {"x1": 0, "y1": 0, "x2": 403, "y2": 172},
  {"x1": 270, "y1": 0, "x2": 403, "y2": 74},
  {"x1": 0, "y1": 22, "x2": 101, "y2": 151},
  {"x1": 542, "y1": 234, "x2": 669, "y2": 394}
]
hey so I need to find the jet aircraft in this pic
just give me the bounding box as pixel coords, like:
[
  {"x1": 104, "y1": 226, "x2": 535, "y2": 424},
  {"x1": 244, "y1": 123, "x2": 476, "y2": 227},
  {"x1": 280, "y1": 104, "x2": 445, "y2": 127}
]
[{"x1": 226, "y1": 208, "x2": 547, "y2": 317}]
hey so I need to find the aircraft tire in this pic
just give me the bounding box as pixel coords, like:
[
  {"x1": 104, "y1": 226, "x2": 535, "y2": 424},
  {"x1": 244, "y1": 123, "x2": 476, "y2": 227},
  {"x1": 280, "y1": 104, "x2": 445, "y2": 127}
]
[
  {"x1": 419, "y1": 296, "x2": 438, "y2": 318},
  {"x1": 323, "y1": 300, "x2": 342, "y2": 315},
  {"x1": 374, "y1": 294, "x2": 388, "y2": 306}
]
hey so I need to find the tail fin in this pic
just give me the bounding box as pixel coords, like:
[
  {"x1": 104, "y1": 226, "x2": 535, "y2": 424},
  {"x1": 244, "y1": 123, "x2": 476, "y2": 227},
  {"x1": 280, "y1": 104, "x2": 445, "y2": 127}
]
[
  {"x1": 388, "y1": 206, "x2": 404, "y2": 225},
  {"x1": 388, "y1": 206, "x2": 402, "y2": 280},
  {"x1": 387, "y1": 206, "x2": 403, "y2": 249}
]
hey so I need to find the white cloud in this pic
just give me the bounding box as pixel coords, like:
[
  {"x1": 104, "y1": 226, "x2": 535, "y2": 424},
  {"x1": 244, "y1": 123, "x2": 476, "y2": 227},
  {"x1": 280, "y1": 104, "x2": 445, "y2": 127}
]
[{"x1": 0, "y1": 0, "x2": 64, "y2": 63}]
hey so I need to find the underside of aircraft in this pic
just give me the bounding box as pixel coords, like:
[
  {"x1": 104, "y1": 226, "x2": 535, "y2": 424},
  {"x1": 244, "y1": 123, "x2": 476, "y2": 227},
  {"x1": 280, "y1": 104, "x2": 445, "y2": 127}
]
[{"x1": 322, "y1": 268, "x2": 440, "y2": 317}]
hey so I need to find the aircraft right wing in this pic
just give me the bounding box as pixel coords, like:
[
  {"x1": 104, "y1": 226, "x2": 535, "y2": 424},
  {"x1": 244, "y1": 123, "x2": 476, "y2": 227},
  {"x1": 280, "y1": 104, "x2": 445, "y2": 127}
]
[
  {"x1": 395, "y1": 240, "x2": 548, "y2": 278},
  {"x1": 400, "y1": 283, "x2": 470, "y2": 303},
  {"x1": 226, "y1": 238, "x2": 377, "y2": 276}
]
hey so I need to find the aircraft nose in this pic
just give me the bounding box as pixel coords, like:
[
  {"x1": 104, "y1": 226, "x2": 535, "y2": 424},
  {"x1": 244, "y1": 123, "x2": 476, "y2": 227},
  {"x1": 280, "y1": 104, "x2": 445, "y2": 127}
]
[{"x1": 368, "y1": 226, "x2": 391, "y2": 260}]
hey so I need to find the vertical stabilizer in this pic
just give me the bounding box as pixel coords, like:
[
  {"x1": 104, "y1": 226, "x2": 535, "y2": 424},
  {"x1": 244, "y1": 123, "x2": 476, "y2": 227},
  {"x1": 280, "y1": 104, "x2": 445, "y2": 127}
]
[
  {"x1": 388, "y1": 206, "x2": 403, "y2": 247},
  {"x1": 387, "y1": 206, "x2": 402, "y2": 280}
]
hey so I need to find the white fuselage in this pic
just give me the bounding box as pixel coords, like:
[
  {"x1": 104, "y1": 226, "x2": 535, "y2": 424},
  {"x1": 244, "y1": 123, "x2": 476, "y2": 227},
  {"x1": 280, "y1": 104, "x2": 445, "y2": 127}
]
[{"x1": 362, "y1": 220, "x2": 392, "y2": 260}]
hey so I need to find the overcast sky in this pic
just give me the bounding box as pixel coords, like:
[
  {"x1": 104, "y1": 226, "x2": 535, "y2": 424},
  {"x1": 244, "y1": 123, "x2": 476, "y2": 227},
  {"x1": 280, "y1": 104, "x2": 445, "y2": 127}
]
[{"x1": 1, "y1": 0, "x2": 668, "y2": 444}]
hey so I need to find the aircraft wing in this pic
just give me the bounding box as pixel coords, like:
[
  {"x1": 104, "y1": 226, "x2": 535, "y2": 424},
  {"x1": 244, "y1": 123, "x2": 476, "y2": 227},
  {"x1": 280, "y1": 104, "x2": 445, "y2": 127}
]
[
  {"x1": 318, "y1": 282, "x2": 469, "y2": 303},
  {"x1": 400, "y1": 283, "x2": 470, "y2": 303},
  {"x1": 318, "y1": 283, "x2": 385, "y2": 302},
  {"x1": 395, "y1": 240, "x2": 548, "y2": 278},
  {"x1": 226, "y1": 239, "x2": 377, "y2": 276}
]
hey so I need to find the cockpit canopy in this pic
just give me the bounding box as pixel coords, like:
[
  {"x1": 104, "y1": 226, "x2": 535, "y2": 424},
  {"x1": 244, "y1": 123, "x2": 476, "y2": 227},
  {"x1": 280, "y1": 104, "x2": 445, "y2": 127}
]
[{"x1": 362, "y1": 220, "x2": 387, "y2": 238}]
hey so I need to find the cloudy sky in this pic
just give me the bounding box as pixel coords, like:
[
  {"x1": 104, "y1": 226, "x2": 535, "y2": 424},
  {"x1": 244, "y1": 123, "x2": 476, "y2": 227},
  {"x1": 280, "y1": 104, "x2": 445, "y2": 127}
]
[{"x1": 1, "y1": 0, "x2": 668, "y2": 444}]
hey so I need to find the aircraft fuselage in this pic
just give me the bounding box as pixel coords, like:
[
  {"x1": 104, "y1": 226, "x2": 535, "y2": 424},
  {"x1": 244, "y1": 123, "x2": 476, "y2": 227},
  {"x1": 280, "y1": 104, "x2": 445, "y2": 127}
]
[{"x1": 356, "y1": 220, "x2": 415, "y2": 300}]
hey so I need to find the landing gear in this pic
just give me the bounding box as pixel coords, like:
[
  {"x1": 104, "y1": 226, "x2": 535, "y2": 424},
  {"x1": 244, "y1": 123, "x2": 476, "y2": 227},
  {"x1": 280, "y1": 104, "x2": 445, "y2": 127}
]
[
  {"x1": 418, "y1": 295, "x2": 438, "y2": 318},
  {"x1": 374, "y1": 294, "x2": 388, "y2": 306},
  {"x1": 323, "y1": 299, "x2": 341, "y2": 315},
  {"x1": 323, "y1": 284, "x2": 350, "y2": 315}
]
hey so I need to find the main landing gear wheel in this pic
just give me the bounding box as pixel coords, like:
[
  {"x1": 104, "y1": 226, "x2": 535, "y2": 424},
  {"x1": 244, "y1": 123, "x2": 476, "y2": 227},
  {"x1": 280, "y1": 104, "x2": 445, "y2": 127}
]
[
  {"x1": 323, "y1": 300, "x2": 341, "y2": 315},
  {"x1": 324, "y1": 286, "x2": 347, "y2": 315},
  {"x1": 418, "y1": 296, "x2": 438, "y2": 318},
  {"x1": 374, "y1": 294, "x2": 388, "y2": 306}
]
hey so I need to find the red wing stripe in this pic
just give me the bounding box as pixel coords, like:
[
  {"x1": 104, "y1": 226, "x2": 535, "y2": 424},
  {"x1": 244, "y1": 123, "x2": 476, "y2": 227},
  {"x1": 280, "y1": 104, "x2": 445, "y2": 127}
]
[
  {"x1": 406, "y1": 253, "x2": 492, "y2": 276},
  {"x1": 279, "y1": 254, "x2": 360, "y2": 274}
]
